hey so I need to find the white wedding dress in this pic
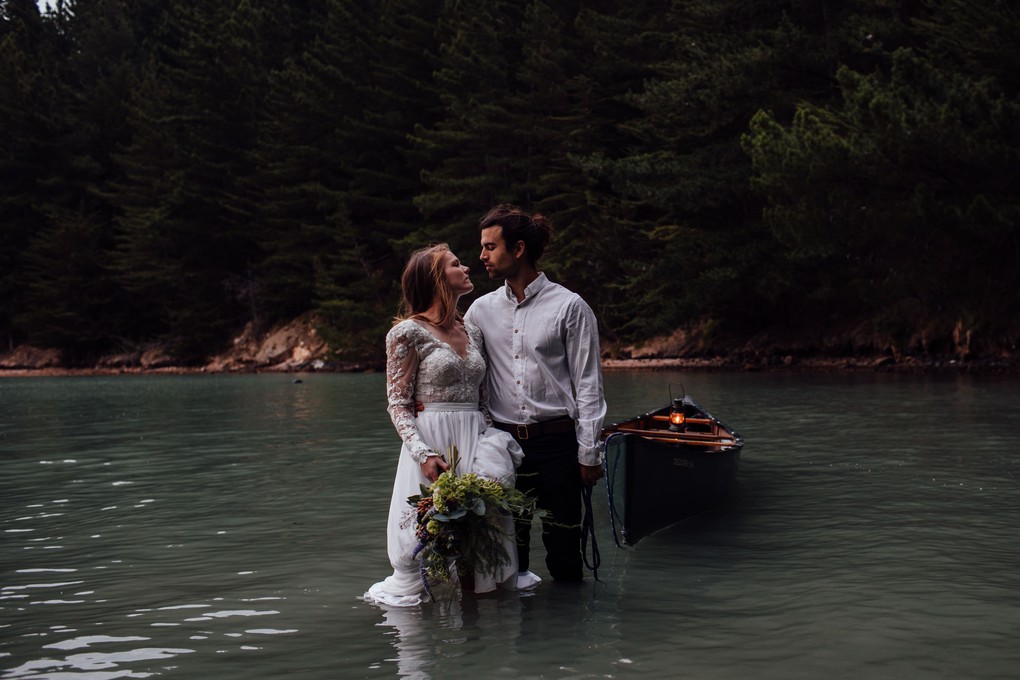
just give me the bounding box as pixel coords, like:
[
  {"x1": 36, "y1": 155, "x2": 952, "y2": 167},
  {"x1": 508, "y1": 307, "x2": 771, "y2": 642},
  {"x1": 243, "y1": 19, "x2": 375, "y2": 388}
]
[{"x1": 364, "y1": 319, "x2": 523, "y2": 607}]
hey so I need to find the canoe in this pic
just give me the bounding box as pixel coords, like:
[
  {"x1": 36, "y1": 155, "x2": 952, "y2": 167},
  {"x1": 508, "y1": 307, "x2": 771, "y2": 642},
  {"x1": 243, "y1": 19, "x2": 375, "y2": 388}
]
[{"x1": 600, "y1": 396, "x2": 743, "y2": 546}]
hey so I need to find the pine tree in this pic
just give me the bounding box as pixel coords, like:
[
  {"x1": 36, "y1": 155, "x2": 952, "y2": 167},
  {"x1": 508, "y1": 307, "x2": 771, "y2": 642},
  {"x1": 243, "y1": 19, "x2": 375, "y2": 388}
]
[
  {"x1": 410, "y1": 0, "x2": 528, "y2": 253},
  {"x1": 314, "y1": 0, "x2": 446, "y2": 360},
  {"x1": 0, "y1": 0, "x2": 67, "y2": 351},
  {"x1": 743, "y1": 0, "x2": 1020, "y2": 344},
  {"x1": 345, "y1": 0, "x2": 443, "y2": 263},
  {"x1": 254, "y1": 0, "x2": 391, "y2": 359},
  {"x1": 250, "y1": 0, "x2": 346, "y2": 325},
  {"x1": 12, "y1": 0, "x2": 158, "y2": 360},
  {"x1": 111, "y1": 0, "x2": 271, "y2": 360},
  {"x1": 535, "y1": 1, "x2": 658, "y2": 340},
  {"x1": 15, "y1": 209, "x2": 120, "y2": 357}
]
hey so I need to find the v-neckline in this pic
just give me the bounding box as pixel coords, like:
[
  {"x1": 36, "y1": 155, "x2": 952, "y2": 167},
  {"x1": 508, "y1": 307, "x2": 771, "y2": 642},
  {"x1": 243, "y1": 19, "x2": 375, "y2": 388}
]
[{"x1": 412, "y1": 320, "x2": 470, "y2": 360}]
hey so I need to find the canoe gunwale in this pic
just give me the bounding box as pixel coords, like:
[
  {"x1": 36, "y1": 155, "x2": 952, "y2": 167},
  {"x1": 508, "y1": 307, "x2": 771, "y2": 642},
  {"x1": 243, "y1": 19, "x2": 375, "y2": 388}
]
[{"x1": 601, "y1": 397, "x2": 744, "y2": 452}]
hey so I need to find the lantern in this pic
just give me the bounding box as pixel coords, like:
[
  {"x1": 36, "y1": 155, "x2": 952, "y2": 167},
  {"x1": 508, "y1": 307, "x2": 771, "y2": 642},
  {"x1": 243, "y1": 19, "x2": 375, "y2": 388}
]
[
  {"x1": 665, "y1": 385, "x2": 689, "y2": 434},
  {"x1": 669, "y1": 397, "x2": 686, "y2": 432}
]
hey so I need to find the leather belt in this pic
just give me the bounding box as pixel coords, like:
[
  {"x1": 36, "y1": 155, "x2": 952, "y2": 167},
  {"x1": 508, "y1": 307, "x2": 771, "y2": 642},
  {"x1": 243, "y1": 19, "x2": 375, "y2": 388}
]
[{"x1": 493, "y1": 416, "x2": 574, "y2": 441}]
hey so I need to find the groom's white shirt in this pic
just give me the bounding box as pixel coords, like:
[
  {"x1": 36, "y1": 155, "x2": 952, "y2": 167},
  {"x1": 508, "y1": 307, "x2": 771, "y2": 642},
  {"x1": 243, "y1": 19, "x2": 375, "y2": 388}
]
[{"x1": 465, "y1": 273, "x2": 606, "y2": 466}]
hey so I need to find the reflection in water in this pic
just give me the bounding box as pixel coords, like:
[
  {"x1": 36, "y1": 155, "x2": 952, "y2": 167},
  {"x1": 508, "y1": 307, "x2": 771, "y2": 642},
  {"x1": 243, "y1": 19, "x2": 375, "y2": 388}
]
[{"x1": 374, "y1": 594, "x2": 524, "y2": 679}]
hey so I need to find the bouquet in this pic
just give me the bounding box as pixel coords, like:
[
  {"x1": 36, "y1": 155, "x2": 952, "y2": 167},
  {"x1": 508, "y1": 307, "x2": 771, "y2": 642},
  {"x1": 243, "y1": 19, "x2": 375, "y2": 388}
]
[{"x1": 407, "y1": 446, "x2": 536, "y2": 600}]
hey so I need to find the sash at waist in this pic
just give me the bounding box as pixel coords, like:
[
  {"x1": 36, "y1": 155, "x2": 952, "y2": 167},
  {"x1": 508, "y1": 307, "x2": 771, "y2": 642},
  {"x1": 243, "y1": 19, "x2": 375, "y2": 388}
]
[{"x1": 419, "y1": 402, "x2": 479, "y2": 412}]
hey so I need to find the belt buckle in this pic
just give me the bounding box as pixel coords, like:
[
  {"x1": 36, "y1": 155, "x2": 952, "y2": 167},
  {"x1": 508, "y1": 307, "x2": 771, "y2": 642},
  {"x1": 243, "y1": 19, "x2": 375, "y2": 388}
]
[{"x1": 516, "y1": 424, "x2": 529, "y2": 440}]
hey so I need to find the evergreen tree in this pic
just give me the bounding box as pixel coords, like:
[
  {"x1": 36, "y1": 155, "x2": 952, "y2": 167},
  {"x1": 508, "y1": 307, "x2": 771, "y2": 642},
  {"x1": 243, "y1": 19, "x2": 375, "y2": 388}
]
[
  {"x1": 344, "y1": 0, "x2": 443, "y2": 263},
  {"x1": 252, "y1": 0, "x2": 350, "y2": 326},
  {"x1": 13, "y1": 0, "x2": 155, "y2": 360},
  {"x1": 605, "y1": 1, "x2": 792, "y2": 337},
  {"x1": 254, "y1": 0, "x2": 404, "y2": 360},
  {"x1": 112, "y1": 0, "x2": 270, "y2": 360},
  {"x1": 16, "y1": 210, "x2": 119, "y2": 357},
  {"x1": 582, "y1": 0, "x2": 921, "y2": 342},
  {"x1": 744, "y1": 0, "x2": 1020, "y2": 345},
  {"x1": 0, "y1": 0, "x2": 67, "y2": 351},
  {"x1": 314, "y1": 0, "x2": 446, "y2": 361},
  {"x1": 538, "y1": 1, "x2": 659, "y2": 340},
  {"x1": 411, "y1": 0, "x2": 528, "y2": 253},
  {"x1": 2, "y1": 0, "x2": 1015, "y2": 362}
]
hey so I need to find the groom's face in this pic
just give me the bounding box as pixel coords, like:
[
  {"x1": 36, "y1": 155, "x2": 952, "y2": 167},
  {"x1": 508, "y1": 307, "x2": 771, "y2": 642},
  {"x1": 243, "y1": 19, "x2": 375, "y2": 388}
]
[{"x1": 479, "y1": 226, "x2": 519, "y2": 280}]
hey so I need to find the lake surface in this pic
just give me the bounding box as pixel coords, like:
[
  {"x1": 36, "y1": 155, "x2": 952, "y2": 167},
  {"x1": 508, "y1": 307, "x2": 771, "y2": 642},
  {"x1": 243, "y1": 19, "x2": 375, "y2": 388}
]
[{"x1": 1, "y1": 371, "x2": 1018, "y2": 679}]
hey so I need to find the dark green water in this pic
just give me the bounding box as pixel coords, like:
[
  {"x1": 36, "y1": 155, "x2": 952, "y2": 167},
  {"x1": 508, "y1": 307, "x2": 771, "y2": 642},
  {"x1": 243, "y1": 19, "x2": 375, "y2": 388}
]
[{"x1": 1, "y1": 371, "x2": 1018, "y2": 679}]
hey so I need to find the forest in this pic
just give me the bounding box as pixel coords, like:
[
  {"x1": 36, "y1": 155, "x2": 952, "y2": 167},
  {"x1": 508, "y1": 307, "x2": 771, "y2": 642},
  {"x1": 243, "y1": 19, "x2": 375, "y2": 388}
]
[{"x1": 2, "y1": 0, "x2": 1018, "y2": 367}]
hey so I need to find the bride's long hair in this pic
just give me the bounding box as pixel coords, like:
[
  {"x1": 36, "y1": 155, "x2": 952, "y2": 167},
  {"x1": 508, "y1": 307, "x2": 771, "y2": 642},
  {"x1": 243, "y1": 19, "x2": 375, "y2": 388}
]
[{"x1": 396, "y1": 243, "x2": 461, "y2": 325}]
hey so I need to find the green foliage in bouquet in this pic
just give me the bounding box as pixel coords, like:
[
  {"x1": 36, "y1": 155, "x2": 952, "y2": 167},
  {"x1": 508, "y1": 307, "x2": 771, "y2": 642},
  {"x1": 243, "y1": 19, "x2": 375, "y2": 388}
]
[{"x1": 408, "y1": 447, "x2": 537, "y2": 599}]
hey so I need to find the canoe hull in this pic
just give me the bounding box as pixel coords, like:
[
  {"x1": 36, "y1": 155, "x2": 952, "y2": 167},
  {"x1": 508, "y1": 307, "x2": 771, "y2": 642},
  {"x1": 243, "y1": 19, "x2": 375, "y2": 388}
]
[{"x1": 602, "y1": 400, "x2": 743, "y2": 546}]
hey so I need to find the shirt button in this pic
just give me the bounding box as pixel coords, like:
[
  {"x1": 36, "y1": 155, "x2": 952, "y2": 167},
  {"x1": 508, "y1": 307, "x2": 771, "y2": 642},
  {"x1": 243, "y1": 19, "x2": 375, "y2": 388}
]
[
  {"x1": 514, "y1": 355, "x2": 519, "y2": 359},
  {"x1": 514, "y1": 329, "x2": 519, "y2": 333}
]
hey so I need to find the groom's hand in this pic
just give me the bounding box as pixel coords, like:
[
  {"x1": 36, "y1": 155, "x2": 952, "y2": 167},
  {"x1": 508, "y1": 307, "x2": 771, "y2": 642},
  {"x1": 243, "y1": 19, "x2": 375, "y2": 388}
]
[{"x1": 579, "y1": 463, "x2": 604, "y2": 487}]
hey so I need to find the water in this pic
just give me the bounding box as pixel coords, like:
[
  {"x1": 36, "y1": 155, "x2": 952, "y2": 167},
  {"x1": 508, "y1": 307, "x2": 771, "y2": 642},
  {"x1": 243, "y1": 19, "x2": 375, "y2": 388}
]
[{"x1": 1, "y1": 371, "x2": 1018, "y2": 679}]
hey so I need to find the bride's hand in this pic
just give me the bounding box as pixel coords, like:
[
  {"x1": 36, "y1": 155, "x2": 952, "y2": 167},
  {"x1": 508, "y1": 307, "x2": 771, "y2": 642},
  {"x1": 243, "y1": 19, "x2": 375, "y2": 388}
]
[{"x1": 420, "y1": 454, "x2": 450, "y2": 482}]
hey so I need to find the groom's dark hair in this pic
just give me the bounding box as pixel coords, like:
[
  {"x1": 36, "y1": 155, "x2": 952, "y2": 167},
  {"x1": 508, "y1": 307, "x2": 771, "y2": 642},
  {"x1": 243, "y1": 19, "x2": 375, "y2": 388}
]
[{"x1": 479, "y1": 204, "x2": 553, "y2": 266}]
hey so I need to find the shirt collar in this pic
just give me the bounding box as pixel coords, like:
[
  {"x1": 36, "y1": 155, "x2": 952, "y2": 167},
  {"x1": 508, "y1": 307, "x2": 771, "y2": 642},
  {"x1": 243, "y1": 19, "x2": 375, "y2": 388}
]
[{"x1": 503, "y1": 272, "x2": 549, "y2": 304}]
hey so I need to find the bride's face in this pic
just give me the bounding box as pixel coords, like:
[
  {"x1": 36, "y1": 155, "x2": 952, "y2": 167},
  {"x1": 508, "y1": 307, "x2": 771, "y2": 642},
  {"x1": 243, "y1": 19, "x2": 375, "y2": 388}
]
[{"x1": 442, "y1": 251, "x2": 474, "y2": 296}]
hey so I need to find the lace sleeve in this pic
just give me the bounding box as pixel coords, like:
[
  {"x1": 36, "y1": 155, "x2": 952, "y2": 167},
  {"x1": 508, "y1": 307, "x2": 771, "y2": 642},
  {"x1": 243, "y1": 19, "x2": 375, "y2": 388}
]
[
  {"x1": 385, "y1": 322, "x2": 434, "y2": 464},
  {"x1": 467, "y1": 322, "x2": 494, "y2": 428}
]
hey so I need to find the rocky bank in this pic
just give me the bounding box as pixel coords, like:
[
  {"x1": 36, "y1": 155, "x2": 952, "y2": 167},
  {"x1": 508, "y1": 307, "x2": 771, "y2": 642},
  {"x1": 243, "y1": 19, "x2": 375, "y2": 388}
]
[
  {"x1": 0, "y1": 314, "x2": 356, "y2": 376},
  {"x1": 2, "y1": 314, "x2": 1018, "y2": 376}
]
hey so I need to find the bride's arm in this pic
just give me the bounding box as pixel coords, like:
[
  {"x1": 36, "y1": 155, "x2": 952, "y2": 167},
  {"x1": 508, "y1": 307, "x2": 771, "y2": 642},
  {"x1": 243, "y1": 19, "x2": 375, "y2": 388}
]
[{"x1": 386, "y1": 323, "x2": 437, "y2": 465}]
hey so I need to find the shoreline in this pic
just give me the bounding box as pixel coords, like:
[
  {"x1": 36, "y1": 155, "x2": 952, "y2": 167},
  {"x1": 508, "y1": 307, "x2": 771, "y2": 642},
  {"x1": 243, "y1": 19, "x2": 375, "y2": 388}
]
[
  {"x1": 2, "y1": 355, "x2": 1017, "y2": 377},
  {"x1": 602, "y1": 356, "x2": 1019, "y2": 374}
]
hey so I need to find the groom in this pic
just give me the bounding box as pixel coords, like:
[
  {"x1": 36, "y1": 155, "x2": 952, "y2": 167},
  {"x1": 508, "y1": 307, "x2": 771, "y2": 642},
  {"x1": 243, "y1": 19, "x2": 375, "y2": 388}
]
[{"x1": 465, "y1": 204, "x2": 606, "y2": 585}]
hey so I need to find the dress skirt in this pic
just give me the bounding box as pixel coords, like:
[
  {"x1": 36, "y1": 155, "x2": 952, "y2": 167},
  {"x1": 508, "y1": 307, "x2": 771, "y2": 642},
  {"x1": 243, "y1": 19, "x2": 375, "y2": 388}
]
[{"x1": 364, "y1": 403, "x2": 523, "y2": 607}]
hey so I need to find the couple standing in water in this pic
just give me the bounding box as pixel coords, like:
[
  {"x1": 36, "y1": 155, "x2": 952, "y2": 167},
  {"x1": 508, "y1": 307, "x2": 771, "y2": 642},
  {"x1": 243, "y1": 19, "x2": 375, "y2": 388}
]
[{"x1": 365, "y1": 204, "x2": 607, "y2": 607}]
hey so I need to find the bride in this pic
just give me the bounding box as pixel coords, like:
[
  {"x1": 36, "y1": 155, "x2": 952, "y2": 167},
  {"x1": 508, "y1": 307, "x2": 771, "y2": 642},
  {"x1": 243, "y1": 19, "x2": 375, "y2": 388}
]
[{"x1": 364, "y1": 244, "x2": 524, "y2": 607}]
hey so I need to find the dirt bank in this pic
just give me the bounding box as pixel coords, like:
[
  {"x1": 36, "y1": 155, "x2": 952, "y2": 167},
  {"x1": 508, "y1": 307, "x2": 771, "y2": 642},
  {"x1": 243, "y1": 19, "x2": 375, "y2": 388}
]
[{"x1": 3, "y1": 314, "x2": 1018, "y2": 377}]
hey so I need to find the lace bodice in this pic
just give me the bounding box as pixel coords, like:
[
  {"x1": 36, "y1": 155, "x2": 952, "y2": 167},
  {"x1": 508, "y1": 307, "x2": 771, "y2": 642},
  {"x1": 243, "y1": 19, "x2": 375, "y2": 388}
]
[{"x1": 385, "y1": 319, "x2": 492, "y2": 463}]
